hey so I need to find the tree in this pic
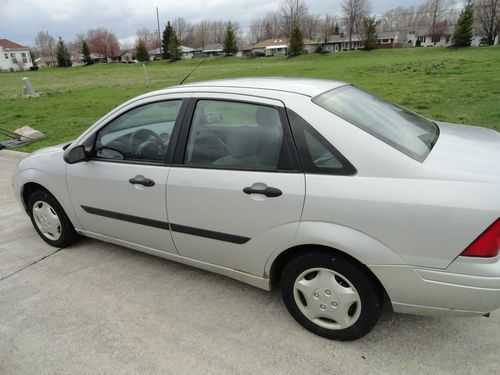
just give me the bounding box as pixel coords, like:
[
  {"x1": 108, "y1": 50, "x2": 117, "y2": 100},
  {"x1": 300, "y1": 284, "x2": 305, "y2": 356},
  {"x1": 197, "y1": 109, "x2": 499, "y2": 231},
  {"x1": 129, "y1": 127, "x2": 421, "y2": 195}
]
[
  {"x1": 362, "y1": 16, "x2": 379, "y2": 50},
  {"x1": 81, "y1": 40, "x2": 93, "y2": 65},
  {"x1": 380, "y1": 6, "x2": 416, "y2": 32},
  {"x1": 288, "y1": 26, "x2": 304, "y2": 56},
  {"x1": 250, "y1": 12, "x2": 281, "y2": 43},
  {"x1": 86, "y1": 28, "x2": 120, "y2": 60},
  {"x1": 475, "y1": 0, "x2": 500, "y2": 45},
  {"x1": 223, "y1": 22, "x2": 238, "y2": 55},
  {"x1": 168, "y1": 28, "x2": 182, "y2": 61},
  {"x1": 34, "y1": 31, "x2": 56, "y2": 64},
  {"x1": 279, "y1": 0, "x2": 309, "y2": 37},
  {"x1": 342, "y1": 0, "x2": 371, "y2": 50},
  {"x1": 162, "y1": 22, "x2": 173, "y2": 59},
  {"x1": 172, "y1": 17, "x2": 191, "y2": 44},
  {"x1": 452, "y1": 2, "x2": 475, "y2": 47},
  {"x1": 136, "y1": 39, "x2": 149, "y2": 62},
  {"x1": 136, "y1": 27, "x2": 159, "y2": 51},
  {"x1": 320, "y1": 14, "x2": 337, "y2": 51},
  {"x1": 55, "y1": 37, "x2": 72, "y2": 67}
]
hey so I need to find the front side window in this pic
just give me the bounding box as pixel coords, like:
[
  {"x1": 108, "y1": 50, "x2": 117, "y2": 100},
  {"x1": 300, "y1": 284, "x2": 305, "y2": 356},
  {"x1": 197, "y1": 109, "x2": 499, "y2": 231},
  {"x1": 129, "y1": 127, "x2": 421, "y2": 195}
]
[
  {"x1": 185, "y1": 100, "x2": 284, "y2": 170},
  {"x1": 313, "y1": 85, "x2": 439, "y2": 161},
  {"x1": 95, "y1": 100, "x2": 182, "y2": 163}
]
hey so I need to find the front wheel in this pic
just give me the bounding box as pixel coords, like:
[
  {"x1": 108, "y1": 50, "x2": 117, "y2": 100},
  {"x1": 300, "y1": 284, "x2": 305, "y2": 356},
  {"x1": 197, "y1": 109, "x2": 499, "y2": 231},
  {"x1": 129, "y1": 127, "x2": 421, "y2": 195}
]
[
  {"x1": 281, "y1": 251, "x2": 383, "y2": 340},
  {"x1": 27, "y1": 190, "x2": 79, "y2": 248}
]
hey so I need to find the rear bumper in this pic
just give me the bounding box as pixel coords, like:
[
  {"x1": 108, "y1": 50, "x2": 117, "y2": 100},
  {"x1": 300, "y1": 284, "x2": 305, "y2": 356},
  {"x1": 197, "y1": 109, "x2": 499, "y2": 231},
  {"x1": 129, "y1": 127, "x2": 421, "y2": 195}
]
[{"x1": 370, "y1": 255, "x2": 500, "y2": 316}]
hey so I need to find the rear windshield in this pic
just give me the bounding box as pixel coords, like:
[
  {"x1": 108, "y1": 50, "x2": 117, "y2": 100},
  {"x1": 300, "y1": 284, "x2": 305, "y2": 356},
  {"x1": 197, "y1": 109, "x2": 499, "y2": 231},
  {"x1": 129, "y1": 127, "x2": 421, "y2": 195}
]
[{"x1": 312, "y1": 85, "x2": 439, "y2": 161}]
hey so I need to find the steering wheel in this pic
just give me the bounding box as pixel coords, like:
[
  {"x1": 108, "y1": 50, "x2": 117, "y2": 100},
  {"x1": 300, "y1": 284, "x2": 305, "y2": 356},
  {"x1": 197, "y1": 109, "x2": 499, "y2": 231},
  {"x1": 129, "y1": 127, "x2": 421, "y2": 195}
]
[{"x1": 128, "y1": 128, "x2": 166, "y2": 159}]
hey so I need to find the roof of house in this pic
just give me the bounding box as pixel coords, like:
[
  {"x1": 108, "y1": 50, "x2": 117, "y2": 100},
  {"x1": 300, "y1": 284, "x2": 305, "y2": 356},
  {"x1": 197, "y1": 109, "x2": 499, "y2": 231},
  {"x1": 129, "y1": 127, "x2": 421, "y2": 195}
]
[
  {"x1": 202, "y1": 44, "x2": 223, "y2": 52},
  {"x1": 251, "y1": 38, "x2": 316, "y2": 49},
  {"x1": 0, "y1": 39, "x2": 27, "y2": 49}
]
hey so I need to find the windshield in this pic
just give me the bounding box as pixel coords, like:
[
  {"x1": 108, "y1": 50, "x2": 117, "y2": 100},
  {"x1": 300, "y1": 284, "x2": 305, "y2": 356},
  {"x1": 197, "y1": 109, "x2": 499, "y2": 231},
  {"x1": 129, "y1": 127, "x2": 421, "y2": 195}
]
[{"x1": 313, "y1": 85, "x2": 439, "y2": 161}]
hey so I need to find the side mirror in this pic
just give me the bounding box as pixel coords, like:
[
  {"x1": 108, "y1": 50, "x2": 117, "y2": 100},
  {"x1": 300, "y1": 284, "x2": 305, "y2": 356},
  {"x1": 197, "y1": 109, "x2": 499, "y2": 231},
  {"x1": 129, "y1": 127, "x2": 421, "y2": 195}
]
[{"x1": 64, "y1": 145, "x2": 87, "y2": 164}]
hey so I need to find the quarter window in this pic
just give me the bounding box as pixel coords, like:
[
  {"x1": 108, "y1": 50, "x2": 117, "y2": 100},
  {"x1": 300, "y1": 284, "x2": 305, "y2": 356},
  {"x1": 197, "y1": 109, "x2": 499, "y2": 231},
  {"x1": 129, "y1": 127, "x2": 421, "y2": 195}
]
[
  {"x1": 95, "y1": 100, "x2": 182, "y2": 163},
  {"x1": 185, "y1": 100, "x2": 284, "y2": 170}
]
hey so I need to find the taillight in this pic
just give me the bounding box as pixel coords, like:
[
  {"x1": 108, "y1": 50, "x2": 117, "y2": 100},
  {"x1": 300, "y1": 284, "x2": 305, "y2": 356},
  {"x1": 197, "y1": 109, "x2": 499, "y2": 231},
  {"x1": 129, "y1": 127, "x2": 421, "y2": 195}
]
[{"x1": 460, "y1": 219, "x2": 500, "y2": 258}]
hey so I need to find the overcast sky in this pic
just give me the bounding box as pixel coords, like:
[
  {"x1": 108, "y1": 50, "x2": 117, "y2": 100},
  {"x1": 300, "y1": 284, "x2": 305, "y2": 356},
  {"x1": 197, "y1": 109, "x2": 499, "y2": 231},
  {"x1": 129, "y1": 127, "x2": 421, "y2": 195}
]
[{"x1": 2, "y1": 0, "x2": 424, "y2": 46}]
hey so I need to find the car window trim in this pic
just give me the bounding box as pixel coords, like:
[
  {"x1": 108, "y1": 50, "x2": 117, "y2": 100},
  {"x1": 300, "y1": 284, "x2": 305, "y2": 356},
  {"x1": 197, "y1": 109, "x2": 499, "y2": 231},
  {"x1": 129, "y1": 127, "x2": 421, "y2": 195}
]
[
  {"x1": 171, "y1": 97, "x2": 302, "y2": 173},
  {"x1": 286, "y1": 108, "x2": 357, "y2": 176},
  {"x1": 85, "y1": 98, "x2": 189, "y2": 166}
]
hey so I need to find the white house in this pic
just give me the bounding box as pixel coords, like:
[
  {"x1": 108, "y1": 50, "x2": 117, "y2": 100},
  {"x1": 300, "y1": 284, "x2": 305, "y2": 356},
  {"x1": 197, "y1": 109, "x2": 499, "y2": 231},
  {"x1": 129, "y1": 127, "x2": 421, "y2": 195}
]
[{"x1": 0, "y1": 39, "x2": 33, "y2": 72}]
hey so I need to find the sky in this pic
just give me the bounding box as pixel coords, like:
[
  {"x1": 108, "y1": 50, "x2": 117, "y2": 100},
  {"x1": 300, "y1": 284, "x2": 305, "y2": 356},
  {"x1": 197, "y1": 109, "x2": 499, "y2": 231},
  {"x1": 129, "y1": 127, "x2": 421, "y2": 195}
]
[{"x1": 1, "y1": 0, "x2": 424, "y2": 47}]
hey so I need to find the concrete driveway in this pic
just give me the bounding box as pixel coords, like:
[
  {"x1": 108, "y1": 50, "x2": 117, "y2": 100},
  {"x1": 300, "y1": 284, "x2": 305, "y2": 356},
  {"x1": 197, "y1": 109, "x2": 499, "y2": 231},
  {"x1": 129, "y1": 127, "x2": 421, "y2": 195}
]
[{"x1": 0, "y1": 150, "x2": 498, "y2": 375}]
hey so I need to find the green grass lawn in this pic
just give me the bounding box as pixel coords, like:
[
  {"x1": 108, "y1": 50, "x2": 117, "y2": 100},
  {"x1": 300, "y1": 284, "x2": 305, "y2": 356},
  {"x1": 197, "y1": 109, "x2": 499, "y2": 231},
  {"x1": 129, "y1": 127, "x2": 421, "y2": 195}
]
[{"x1": 0, "y1": 47, "x2": 499, "y2": 152}]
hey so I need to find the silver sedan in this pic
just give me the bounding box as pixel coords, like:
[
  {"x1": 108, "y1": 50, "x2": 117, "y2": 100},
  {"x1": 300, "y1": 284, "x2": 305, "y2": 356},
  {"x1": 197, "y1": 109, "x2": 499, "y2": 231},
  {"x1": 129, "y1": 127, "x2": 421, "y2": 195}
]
[{"x1": 12, "y1": 78, "x2": 500, "y2": 340}]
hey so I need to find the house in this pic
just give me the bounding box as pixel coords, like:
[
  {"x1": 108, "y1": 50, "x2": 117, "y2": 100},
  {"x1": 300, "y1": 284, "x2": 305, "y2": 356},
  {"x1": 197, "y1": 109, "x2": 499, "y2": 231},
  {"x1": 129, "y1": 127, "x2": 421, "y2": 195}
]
[
  {"x1": 251, "y1": 38, "x2": 316, "y2": 56},
  {"x1": 406, "y1": 26, "x2": 454, "y2": 47},
  {"x1": 202, "y1": 44, "x2": 224, "y2": 56},
  {"x1": 181, "y1": 45, "x2": 202, "y2": 59},
  {"x1": 34, "y1": 56, "x2": 55, "y2": 67},
  {"x1": 0, "y1": 39, "x2": 33, "y2": 72},
  {"x1": 148, "y1": 47, "x2": 162, "y2": 60},
  {"x1": 120, "y1": 50, "x2": 134, "y2": 63},
  {"x1": 317, "y1": 32, "x2": 400, "y2": 52}
]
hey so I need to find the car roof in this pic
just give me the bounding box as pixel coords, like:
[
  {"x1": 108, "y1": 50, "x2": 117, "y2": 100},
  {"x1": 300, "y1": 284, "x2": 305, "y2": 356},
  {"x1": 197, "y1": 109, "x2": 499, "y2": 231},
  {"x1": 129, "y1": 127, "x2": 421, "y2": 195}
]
[{"x1": 168, "y1": 77, "x2": 348, "y2": 97}]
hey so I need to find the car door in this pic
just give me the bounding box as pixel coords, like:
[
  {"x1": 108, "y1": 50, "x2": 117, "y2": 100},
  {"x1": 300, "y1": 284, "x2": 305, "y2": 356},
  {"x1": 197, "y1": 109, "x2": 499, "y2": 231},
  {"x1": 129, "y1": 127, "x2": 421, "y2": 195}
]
[
  {"x1": 66, "y1": 96, "x2": 187, "y2": 254},
  {"x1": 166, "y1": 94, "x2": 305, "y2": 276}
]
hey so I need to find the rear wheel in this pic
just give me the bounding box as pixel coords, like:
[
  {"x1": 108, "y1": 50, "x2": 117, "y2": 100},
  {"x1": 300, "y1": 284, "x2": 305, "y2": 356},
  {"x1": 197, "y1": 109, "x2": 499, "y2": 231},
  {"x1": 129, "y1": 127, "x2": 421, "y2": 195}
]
[
  {"x1": 281, "y1": 251, "x2": 382, "y2": 340},
  {"x1": 27, "y1": 190, "x2": 79, "y2": 248}
]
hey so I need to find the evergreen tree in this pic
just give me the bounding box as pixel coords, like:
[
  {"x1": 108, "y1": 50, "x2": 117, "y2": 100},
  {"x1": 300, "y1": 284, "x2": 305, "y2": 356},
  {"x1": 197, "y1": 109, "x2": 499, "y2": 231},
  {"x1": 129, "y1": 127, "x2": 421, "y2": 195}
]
[
  {"x1": 223, "y1": 22, "x2": 238, "y2": 56},
  {"x1": 136, "y1": 39, "x2": 150, "y2": 62},
  {"x1": 162, "y1": 22, "x2": 173, "y2": 59},
  {"x1": 451, "y1": 2, "x2": 474, "y2": 47},
  {"x1": 168, "y1": 29, "x2": 182, "y2": 61},
  {"x1": 362, "y1": 16, "x2": 379, "y2": 50},
  {"x1": 55, "y1": 37, "x2": 72, "y2": 67},
  {"x1": 81, "y1": 40, "x2": 93, "y2": 65},
  {"x1": 288, "y1": 27, "x2": 304, "y2": 57}
]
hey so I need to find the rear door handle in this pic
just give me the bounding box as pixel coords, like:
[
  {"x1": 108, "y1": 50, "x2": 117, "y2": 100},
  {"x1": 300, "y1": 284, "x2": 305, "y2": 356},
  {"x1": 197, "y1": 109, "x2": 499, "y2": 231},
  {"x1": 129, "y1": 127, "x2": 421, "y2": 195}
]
[
  {"x1": 243, "y1": 186, "x2": 282, "y2": 197},
  {"x1": 129, "y1": 175, "x2": 155, "y2": 187}
]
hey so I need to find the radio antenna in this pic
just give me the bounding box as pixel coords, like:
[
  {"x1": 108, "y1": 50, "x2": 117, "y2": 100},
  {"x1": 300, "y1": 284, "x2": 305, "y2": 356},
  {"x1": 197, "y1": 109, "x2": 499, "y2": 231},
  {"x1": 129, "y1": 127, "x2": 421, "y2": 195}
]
[{"x1": 179, "y1": 43, "x2": 222, "y2": 85}]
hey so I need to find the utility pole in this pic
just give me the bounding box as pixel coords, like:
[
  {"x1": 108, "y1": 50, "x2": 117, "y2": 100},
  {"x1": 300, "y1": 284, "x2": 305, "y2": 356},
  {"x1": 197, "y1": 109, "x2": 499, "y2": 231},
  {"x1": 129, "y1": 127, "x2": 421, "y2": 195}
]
[{"x1": 156, "y1": 7, "x2": 162, "y2": 56}]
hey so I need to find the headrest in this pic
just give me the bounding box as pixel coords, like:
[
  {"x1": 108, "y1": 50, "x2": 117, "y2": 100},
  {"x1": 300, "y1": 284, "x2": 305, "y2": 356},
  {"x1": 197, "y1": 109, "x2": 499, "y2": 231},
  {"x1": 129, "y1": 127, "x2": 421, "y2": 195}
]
[
  {"x1": 226, "y1": 127, "x2": 259, "y2": 157},
  {"x1": 256, "y1": 107, "x2": 280, "y2": 128}
]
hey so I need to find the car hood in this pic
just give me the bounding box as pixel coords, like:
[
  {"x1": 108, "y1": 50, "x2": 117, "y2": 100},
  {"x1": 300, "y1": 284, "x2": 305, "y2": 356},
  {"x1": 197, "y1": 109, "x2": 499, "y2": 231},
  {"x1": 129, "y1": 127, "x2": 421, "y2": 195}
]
[
  {"x1": 425, "y1": 122, "x2": 500, "y2": 180},
  {"x1": 30, "y1": 142, "x2": 71, "y2": 156}
]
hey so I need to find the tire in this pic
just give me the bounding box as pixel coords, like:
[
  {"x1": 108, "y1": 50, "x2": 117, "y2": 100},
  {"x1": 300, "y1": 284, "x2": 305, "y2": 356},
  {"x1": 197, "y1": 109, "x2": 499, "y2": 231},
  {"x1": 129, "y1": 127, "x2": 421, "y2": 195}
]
[
  {"x1": 27, "y1": 190, "x2": 79, "y2": 248},
  {"x1": 281, "y1": 251, "x2": 383, "y2": 341}
]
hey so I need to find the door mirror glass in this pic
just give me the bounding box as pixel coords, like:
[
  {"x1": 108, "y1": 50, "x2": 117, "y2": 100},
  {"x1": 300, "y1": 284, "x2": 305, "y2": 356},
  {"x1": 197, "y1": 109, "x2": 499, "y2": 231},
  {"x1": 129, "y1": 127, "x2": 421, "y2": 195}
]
[{"x1": 66, "y1": 145, "x2": 87, "y2": 164}]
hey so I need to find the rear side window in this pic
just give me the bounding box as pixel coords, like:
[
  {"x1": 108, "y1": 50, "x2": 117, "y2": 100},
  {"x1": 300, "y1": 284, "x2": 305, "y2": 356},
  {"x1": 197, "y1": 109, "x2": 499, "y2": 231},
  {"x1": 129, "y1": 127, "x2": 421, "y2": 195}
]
[
  {"x1": 287, "y1": 109, "x2": 356, "y2": 175},
  {"x1": 184, "y1": 100, "x2": 285, "y2": 170},
  {"x1": 313, "y1": 85, "x2": 439, "y2": 162}
]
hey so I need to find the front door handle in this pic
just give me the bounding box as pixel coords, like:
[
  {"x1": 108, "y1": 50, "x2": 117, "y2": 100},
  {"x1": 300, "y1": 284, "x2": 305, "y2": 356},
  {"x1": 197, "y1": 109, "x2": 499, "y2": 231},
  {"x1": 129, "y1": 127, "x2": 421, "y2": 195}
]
[
  {"x1": 243, "y1": 186, "x2": 282, "y2": 197},
  {"x1": 129, "y1": 175, "x2": 155, "y2": 187}
]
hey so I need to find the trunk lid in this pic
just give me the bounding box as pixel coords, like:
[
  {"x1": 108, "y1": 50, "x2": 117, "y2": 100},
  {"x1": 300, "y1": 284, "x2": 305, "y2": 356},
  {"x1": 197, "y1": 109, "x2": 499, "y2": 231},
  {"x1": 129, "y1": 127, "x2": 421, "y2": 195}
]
[{"x1": 425, "y1": 122, "x2": 500, "y2": 180}]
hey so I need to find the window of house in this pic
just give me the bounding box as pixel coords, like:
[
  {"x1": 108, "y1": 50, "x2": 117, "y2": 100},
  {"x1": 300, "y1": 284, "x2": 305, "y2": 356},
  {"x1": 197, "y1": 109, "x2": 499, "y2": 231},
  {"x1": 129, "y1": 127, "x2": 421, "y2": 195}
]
[
  {"x1": 21, "y1": 53, "x2": 28, "y2": 63},
  {"x1": 4, "y1": 53, "x2": 8, "y2": 59},
  {"x1": 185, "y1": 100, "x2": 284, "y2": 170},
  {"x1": 10, "y1": 53, "x2": 17, "y2": 63},
  {"x1": 94, "y1": 100, "x2": 182, "y2": 163},
  {"x1": 382, "y1": 39, "x2": 389, "y2": 43}
]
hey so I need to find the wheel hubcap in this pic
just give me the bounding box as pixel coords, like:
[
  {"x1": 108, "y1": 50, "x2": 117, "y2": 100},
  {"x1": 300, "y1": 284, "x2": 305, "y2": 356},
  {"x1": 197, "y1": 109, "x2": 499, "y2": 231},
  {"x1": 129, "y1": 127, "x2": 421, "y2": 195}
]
[
  {"x1": 32, "y1": 201, "x2": 62, "y2": 241},
  {"x1": 293, "y1": 267, "x2": 361, "y2": 330}
]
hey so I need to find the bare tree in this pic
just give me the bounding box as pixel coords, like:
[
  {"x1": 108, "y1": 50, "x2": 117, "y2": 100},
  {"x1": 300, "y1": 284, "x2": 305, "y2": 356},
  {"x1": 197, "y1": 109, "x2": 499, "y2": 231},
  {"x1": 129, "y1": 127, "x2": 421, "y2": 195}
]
[
  {"x1": 136, "y1": 27, "x2": 158, "y2": 51},
  {"x1": 172, "y1": 17, "x2": 191, "y2": 44},
  {"x1": 380, "y1": 6, "x2": 416, "y2": 32},
  {"x1": 303, "y1": 13, "x2": 321, "y2": 40},
  {"x1": 34, "y1": 31, "x2": 56, "y2": 63},
  {"x1": 320, "y1": 14, "x2": 337, "y2": 50},
  {"x1": 341, "y1": 0, "x2": 371, "y2": 49},
  {"x1": 279, "y1": 0, "x2": 309, "y2": 37},
  {"x1": 475, "y1": 0, "x2": 500, "y2": 45},
  {"x1": 250, "y1": 12, "x2": 281, "y2": 43},
  {"x1": 426, "y1": 0, "x2": 452, "y2": 45}
]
